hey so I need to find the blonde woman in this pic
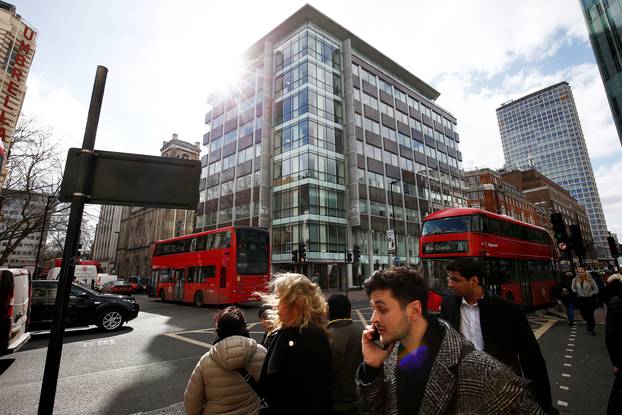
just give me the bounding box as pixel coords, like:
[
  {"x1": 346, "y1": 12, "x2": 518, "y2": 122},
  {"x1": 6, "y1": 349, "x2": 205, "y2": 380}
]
[
  {"x1": 258, "y1": 273, "x2": 332, "y2": 415},
  {"x1": 572, "y1": 267, "x2": 599, "y2": 335}
]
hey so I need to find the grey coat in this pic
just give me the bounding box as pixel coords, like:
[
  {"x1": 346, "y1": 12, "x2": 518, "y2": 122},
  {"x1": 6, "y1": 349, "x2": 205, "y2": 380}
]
[{"x1": 356, "y1": 319, "x2": 545, "y2": 415}]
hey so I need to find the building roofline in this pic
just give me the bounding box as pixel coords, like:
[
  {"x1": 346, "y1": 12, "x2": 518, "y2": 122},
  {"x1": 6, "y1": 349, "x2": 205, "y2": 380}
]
[
  {"x1": 242, "y1": 4, "x2": 441, "y2": 101},
  {"x1": 496, "y1": 81, "x2": 569, "y2": 111}
]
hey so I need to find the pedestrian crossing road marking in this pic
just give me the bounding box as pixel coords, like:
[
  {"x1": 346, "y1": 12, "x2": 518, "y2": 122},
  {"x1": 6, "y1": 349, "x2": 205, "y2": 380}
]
[{"x1": 164, "y1": 322, "x2": 262, "y2": 349}]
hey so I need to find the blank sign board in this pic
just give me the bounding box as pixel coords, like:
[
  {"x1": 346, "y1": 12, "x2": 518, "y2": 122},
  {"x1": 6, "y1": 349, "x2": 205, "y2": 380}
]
[{"x1": 60, "y1": 148, "x2": 201, "y2": 210}]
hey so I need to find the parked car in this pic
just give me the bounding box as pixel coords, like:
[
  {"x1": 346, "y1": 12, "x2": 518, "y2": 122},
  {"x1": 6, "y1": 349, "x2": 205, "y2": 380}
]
[
  {"x1": 100, "y1": 280, "x2": 134, "y2": 295},
  {"x1": 30, "y1": 280, "x2": 139, "y2": 332},
  {"x1": 128, "y1": 276, "x2": 149, "y2": 293},
  {"x1": 0, "y1": 269, "x2": 31, "y2": 355}
]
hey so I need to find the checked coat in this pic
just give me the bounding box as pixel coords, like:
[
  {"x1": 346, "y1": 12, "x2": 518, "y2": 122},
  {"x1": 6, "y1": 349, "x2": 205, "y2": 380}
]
[{"x1": 356, "y1": 319, "x2": 545, "y2": 415}]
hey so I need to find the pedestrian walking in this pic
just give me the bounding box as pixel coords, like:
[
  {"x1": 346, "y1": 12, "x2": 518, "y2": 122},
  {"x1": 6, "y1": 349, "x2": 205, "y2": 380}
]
[
  {"x1": 604, "y1": 269, "x2": 622, "y2": 306},
  {"x1": 357, "y1": 267, "x2": 544, "y2": 415},
  {"x1": 572, "y1": 267, "x2": 599, "y2": 335},
  {"x1": 605, "y1": 279, "x2": 622, "y2": 414},
  {"x1": 258, "y1": 304, "x2": 275, "y2": 350},
  {"x1": 258, "y1": 273, "x2": 332, "y2": 415},
  {"x1": 558, "y1": 272, "x2": 576, "y2": 325},
  {"x1": 440, "y1": 258, "x2": 554, "y2": 413},
  {"x1": 183, "y1": 306, "x2": 267, "y2": 415},
  {"x1": 327, "y1": 294, "x2": 363, "y2": 415}
]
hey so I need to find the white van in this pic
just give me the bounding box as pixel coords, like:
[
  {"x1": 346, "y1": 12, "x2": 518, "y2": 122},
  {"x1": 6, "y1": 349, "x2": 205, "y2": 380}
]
[
  {"x1": 95, "y1": 273, "x2": 118, "y2": 291},
  {"x1": 47, "y1": 265, "x2": 98, "y2": 289},
  {"x1": 0, "y1": 268, "x2": 31, "y2": 355}
]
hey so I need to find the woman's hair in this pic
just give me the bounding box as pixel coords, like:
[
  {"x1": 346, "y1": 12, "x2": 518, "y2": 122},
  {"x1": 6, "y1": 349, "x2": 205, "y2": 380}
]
[
  {"x1": 262, "y1": 273, "x2": 328, "y2": 331},
  {"x1": 213, "y1": 306, "x2": 248, "y2": 340}
]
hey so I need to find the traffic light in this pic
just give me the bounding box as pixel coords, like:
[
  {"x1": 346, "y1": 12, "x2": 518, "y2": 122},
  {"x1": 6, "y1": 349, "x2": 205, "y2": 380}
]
[
  {"x1": 607, "y1": 235, "x2": 620, "y2": 258},
  {"x1": 550, "y1": 212, "x2": 568, "y2": 243},
  {"x1": 353, "y1": 245, "x2": 360, "y2": 263},
  {"x1": 291, "y1": 249, "x2": 298, "y2": 263},
  {"x1": 569, "y1": 224, "x2": 586, "y2": 258},
  {"x1": 298, "y1": 243, "x2": 306, "y2": 262},
  {"x1": 346, "y1": 251, "x2": 353, "y2": 262}
]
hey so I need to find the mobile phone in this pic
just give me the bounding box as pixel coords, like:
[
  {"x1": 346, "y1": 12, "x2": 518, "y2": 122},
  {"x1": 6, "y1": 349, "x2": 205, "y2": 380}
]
[{"x1": 371, "y1": 326, "x2": 381, "y2": 341}]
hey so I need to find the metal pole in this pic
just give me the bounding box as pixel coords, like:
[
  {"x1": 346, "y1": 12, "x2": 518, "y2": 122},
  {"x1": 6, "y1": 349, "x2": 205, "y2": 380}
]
[
  {"x1": 38, "y1": 66, "x2": 107, "y2": 415},
  {"x1": 33, "y1": 196, "x2": 54, "y2": 278}
]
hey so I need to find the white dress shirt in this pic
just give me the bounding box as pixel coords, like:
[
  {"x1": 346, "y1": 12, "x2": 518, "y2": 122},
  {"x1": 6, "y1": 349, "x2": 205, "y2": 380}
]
[{"x1": 459, "y1": 297, "x2": 485, "y2": 351}]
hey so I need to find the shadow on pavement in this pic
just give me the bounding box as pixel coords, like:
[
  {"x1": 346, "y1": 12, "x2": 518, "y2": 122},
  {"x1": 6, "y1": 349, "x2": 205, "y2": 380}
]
[
  {"x1": 0, "y1": 358, "x2": 15, "y2": 376},
  {"x1": 22, "y1": 326, "x2": 134, "y2": 351}
]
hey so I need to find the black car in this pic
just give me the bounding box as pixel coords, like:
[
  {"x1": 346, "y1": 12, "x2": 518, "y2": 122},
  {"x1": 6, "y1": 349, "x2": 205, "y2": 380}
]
[{"x1": 30, "y1": 280, "x2": 139, "y2": 332}]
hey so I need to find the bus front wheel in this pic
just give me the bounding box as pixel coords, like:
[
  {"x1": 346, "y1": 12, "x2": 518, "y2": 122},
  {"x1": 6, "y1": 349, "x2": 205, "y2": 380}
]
[
  {"x1": 194, "y1": 291, "x2": 204, "y2": 308},
  {"x1": 159, "y1": 290, "x2": 165, "y2": 302},
  {"x1": 505, "y1": 291, "x2": 515, "y2": 303}
]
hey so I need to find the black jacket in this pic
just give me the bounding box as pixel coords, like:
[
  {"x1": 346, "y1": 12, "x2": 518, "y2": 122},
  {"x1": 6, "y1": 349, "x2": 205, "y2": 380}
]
[
  {"x1": 440, "y1": 293, "x2": 552, "y2": 410},
  {"x1": 606, "y1": 291, "x2": 622, "y2": 368},
  {"x1": 259, "y1": 325, "x2": 333, "y2": 415},
  {"x1": 328, "y1": 319, "x2": 363, "y2": 412}
]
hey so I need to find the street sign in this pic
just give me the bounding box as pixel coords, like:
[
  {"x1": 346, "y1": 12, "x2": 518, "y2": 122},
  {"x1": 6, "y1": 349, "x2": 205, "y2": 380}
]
[
  {"x1": 60, "y1": 148, "x2": 201, "y2": 209},
  {"x1": 387, "y1": 229, "x2": 396, "y2": 252}
]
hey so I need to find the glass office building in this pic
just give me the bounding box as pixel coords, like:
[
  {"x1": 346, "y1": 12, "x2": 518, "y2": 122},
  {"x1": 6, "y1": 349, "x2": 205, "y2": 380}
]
[
  {"x1": 497, "y1": 82, "x2": 609, "y2": 255},
  {"x1": 581, "y1": 0, "x2": 622, "y2": 146},
  {"x1": 196, "y1": 5, "x2": 465, "y2": 287}
]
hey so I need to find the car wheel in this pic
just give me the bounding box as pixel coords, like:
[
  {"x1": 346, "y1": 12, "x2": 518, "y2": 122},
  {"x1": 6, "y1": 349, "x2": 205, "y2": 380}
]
[
  {"x1": 194, "y1": 291, "x2": 204, "y2": 308},
  {"x1": 159, "y1": 290, "x2": 165, "y2": 302},
  {"x1": 98, "y1": 309, "x2": 124, "y2": 331}
]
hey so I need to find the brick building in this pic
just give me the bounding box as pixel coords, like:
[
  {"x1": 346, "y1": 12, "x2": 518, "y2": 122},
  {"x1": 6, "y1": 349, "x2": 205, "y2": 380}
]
[
  {"x1": 501, "y1": 168, "x2": 594, "y2": 255},
  {"x1": 464, "y1": 168, "x2": 547, "y2": 228}
]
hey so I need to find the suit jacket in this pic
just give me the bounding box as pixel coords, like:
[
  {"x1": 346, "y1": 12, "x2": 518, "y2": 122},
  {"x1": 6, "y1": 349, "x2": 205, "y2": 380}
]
[
  {"x1": 440, "y1": 293, "x2": 552, "y2": 410},
  {"x1": 328, "y1": 319, "x2": 364, "y2": 412},
  {"x1": 259, "y1": 325, "x2": 332, "y2": 415},
  {"x1": 356, "y1": 318, "x2": 544, "y2": 415}
]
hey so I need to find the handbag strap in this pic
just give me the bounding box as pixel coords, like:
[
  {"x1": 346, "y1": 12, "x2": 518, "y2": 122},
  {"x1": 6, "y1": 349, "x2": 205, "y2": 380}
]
[{"x1": 237, "y1": 367, "x2": 269, "y2": 408}]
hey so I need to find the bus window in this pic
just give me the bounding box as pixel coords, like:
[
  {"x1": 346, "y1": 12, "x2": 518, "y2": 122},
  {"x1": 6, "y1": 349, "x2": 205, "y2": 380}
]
[
  {"x1": 421, "y1": 215, "x2": 472, "y2": 235},
  {"x1": 236, "y1": 228, "x2": 269, "y2": 275}
]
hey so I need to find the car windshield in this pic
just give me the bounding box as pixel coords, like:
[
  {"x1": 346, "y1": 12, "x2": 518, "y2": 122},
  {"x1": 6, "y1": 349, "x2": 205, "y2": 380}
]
[
  {"x1": 422, "y1": 215, "x2": 472, "y2": 235},
  {"x1": 73, "y1": 282, "x2": 98, "y2": 295}
]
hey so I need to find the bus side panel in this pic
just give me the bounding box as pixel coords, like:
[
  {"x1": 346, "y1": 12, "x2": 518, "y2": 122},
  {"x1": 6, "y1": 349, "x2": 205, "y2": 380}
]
[
  {"x1": 499, "y1": 282, "x2": 523, "y2": 304},
  {"x1": 531, "y1": 279, "x2": 556, "y2": 307}
]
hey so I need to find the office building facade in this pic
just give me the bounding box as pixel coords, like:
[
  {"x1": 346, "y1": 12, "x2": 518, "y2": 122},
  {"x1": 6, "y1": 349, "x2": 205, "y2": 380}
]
[
  {"x1": 581, "y1": 0, "x2": 622, "y2": 146},
  {"x1": 196, "y1": 5, "x2": 465, "y2": 287},
  {"x1": 92, "y1": 205, "x2": 124, "y2": 274},
  {"x1": 497, "y1": 82, "x2": 609, "y2": 256}
]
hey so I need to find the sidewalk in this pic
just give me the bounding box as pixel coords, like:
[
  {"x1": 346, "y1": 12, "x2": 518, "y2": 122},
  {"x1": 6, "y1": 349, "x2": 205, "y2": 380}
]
[{"x1": 544, "y1": 304, "x2": 607, "y2": 325}]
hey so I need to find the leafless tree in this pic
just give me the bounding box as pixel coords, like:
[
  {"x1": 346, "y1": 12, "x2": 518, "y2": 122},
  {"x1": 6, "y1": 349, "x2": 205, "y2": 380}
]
[{"x1": 0, "y1": 116, "x2": 64, "y2": 266}]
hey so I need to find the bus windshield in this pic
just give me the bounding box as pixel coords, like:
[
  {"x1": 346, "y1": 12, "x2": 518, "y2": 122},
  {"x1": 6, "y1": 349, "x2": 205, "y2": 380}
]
[
  {"x1": 236, "y1": 228, "x2": 269, "y2": 275},
  {"x1": 422, "y1": 215, "x2": 472, "y2": 235}
]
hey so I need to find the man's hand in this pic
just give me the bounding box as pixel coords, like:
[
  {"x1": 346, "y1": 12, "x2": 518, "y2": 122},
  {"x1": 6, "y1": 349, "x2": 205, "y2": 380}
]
[{"x1": 362, "y1": 325, "x2": 394, "y2": 368}]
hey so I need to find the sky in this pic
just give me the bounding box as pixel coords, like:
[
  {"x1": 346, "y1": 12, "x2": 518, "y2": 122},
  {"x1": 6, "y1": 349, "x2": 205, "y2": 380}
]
[{"x1": 13, "y1": 0, "x2": 622, "y2": 236}]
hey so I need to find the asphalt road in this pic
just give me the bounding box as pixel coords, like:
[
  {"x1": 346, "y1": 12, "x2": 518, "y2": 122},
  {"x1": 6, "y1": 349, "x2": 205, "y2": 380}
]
[{"x1": 0, "y1": 294, "x2": 615, "y2": 414}]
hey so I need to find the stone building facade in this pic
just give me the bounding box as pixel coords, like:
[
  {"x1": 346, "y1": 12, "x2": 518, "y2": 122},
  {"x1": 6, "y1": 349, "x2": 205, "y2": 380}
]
[{"x1": 115, "y1": 135, "x2": 200, "y2": 277}]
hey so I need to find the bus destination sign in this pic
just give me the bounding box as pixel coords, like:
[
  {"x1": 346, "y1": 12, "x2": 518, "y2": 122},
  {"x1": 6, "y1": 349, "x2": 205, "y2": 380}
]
[{"x1": 422, "y1": 240, "x2": 468, "y2": 254}]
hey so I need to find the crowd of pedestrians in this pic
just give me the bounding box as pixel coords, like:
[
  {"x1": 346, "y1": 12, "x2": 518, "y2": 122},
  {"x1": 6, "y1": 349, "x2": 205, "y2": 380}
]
[{"x1": 182, "y1": 261, "x2": 622, "y2": 415}]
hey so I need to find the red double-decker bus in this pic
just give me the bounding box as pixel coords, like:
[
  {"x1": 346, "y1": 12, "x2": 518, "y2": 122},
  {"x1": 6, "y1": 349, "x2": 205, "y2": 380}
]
[
  {"x1": 420, "y1": 208, "x2": 558, "y2": 310},
  {"x1": 151, "y1": 226, "x2": 270, "y2": 306}
]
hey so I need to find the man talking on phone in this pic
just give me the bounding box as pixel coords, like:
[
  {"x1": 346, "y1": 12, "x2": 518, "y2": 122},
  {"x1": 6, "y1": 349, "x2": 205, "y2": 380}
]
[{"x1": 356, "y1": 267, "x2": 544, "y2": 414}]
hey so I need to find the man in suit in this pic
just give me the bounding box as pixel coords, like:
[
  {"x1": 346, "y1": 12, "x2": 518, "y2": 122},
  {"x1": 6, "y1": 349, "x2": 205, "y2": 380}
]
[{"x1": 440, "y1": 258, "x2": 553, "y2": 413}]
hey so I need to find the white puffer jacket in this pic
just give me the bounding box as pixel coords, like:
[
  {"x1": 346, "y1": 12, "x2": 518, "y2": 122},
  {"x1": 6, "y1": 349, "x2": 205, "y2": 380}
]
[{"x1": 183, "y1": 336, "x2": 267, "y2": 415}]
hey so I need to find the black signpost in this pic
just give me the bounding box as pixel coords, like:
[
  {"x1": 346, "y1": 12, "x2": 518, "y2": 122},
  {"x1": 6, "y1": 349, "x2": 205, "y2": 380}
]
[{"x1": 37, "y1": 66, "x2": 200, "y2": 415}]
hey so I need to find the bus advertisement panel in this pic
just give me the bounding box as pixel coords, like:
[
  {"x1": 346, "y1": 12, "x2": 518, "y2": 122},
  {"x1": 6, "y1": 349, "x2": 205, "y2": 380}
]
[
  {"x1": 151, "y1": 226, "x2": 270, "y2": 306},
  {"x1": 420, "y1": 208, "x2": 558, "y2": 310}
]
